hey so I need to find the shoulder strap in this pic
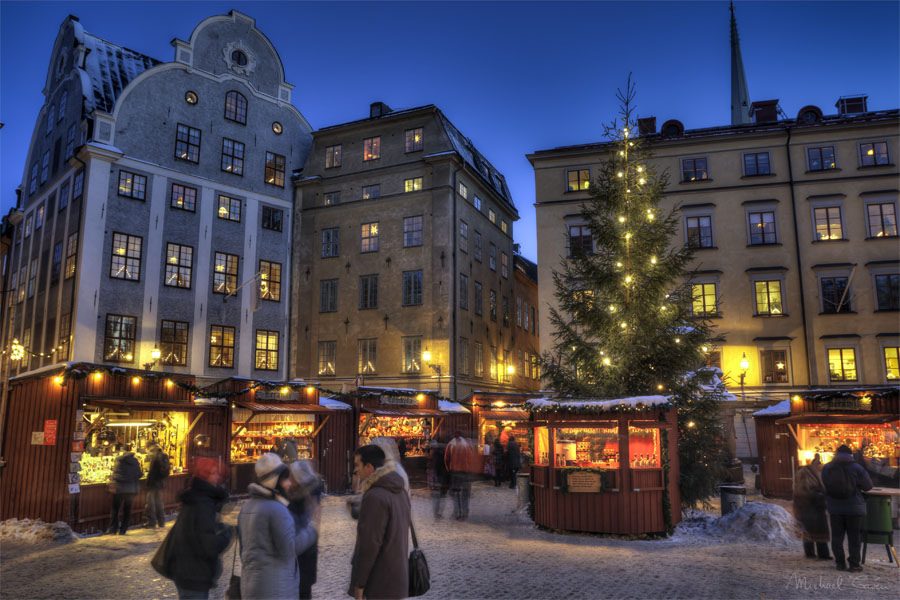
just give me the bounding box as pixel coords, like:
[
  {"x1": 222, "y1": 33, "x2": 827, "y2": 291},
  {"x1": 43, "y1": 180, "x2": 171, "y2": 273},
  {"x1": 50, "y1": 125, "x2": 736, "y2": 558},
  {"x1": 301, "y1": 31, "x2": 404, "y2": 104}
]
[
  {"x1": 409, "y1": 517, "x2": 419, "y2": 550},
  {"x1": 231, "y1": 525, "x2": 240, "y2": 576}
]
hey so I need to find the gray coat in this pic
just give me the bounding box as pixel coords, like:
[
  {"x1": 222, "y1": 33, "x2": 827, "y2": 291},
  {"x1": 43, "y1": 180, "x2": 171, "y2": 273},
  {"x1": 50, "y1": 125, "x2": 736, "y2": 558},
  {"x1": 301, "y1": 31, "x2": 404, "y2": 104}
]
[
  {"x1": 238, "y1": 483, "x2": 317, "y2": 600},
  {"x1": 822, "y1": 454, "x2": 874, "y2": 516},
  {"x1": 110, "y1": 452, "x2": 142, "y2": 494}
]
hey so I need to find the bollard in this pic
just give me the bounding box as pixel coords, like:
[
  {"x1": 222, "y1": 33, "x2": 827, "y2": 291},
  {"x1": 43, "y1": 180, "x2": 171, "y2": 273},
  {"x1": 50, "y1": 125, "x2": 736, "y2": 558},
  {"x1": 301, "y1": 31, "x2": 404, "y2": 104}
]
[{"x1": 515, "y1": 473, "x2": 530, "y2": 511}]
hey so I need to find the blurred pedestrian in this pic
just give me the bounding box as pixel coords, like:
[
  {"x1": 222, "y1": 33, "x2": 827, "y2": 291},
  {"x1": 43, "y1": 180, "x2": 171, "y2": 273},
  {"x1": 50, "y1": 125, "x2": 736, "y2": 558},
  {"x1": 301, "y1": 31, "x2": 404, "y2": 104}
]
[
  {"x1": 144, "y1": 442, "x2": 171, "y2": 528},
  {"x1": 348, "y1": 445, "x2": 410, "y2": 600},
  {"x1": 506, "y1": 436, "x2": 522, "y2": 489},
  {"x1": 792, "y1": 454, "x2": 831, "y2": 560},
  {"x1": 107, "y1": 444, "x2": 142, "y2": 535},
  {"x1": 822, "y1": 445, "x2": 874, "y2": 572},
  {"x1": 287, "y1": 461, "x2": 324, "y2": 600},
  {"x1": 168, "y1": 457, "x2": 233, "y2": 599},
  {"x1": 238, "y1": 453, "x2": 318, "y2": 599},
  {"x1": 429, "y1": 441, "x2": 449, "y2": 520},
  {"x1": 445, "y1": 431, "x2": 475, "y2": 520},
  {"x1": 491, "y1": 439, "x2": 505, "y2": 487}
]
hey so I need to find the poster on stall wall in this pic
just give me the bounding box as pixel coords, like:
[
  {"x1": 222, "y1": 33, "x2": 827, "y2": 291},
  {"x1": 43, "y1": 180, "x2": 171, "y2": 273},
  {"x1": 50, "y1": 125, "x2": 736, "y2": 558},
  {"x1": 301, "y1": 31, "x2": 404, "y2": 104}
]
[
  {"x1": 72, "y1": 440, "x2": 85, "y2": 452},
  {"x1": 69, "y1": 462, "x2": 81, "y2": 473},
  {"x1": 68, "y1": 484, "x2": 80, "y2": 494},
  {"x1": 70, "y1": 452, "x2": 83, "y2": 463},
  {"x1": 31, "y1": 432, "x2": 45, "y2": 445},
  {"x1": 68, "y1": 473, "x2": 80, "y2": 484},
  {"x1": 44, "y1": 420, "x2": 58, "y2": 445}
]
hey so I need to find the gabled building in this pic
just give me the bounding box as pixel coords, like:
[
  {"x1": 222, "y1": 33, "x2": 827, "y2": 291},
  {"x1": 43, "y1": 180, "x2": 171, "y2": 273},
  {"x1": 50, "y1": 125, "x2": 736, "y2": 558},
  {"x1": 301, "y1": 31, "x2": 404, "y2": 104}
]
[{"x1": 292, "y1": 103, "x2": 541, "y2": 400}]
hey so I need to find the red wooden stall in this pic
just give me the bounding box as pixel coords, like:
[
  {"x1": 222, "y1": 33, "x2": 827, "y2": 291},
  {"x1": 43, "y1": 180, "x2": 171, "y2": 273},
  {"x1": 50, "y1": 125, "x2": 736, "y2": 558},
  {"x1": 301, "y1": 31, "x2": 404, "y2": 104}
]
[
  {"x1": 752, "y1": 400, "x2": 796, "y2": 499},
  {"x1": 526, "y1": 396, "x2": 681, "y2": 535}
]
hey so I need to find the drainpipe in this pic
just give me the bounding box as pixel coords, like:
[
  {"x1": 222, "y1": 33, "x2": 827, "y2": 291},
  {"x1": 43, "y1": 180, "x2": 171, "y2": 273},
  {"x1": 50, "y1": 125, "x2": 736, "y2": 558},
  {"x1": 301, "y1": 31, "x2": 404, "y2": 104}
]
[
  {"x1": 450, "y1": 163, "x2": 462, "y2": 404},
  {"x1": 785, "y1": 125, "x2": 813, "y2": 387}
]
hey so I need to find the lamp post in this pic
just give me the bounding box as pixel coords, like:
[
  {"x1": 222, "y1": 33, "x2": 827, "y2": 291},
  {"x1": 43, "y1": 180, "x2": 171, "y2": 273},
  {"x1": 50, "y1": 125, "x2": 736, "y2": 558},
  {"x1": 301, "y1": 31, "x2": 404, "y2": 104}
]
[
  {"x1": 143, "y1": 347, "x2": 162, "y2": 371},
  {"x1": 739, "y1": 352, "x2": 749, "y2": 401},
  {"x1": 422, "y1": 350, "x2": 442, "y2": 398}
]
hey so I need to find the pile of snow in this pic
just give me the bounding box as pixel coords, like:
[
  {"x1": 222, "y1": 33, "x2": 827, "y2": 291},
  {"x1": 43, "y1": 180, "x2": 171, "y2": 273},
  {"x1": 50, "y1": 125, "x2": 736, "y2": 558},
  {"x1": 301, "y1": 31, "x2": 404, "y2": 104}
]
[
  {"x1": 0, "y1": 518, "x2": 78, "y2": 544},
  {"x1": 753, "y1": 399, "x2": 791, "y2": 417},
  {"x1": 672, "y1": 502, "x2": 798, "y2": 545}
]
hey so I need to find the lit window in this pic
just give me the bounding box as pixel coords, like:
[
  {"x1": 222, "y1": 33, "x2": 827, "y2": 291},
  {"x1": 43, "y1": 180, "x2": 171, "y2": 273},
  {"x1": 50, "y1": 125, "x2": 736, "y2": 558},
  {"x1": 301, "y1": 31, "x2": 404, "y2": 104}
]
[
  {"x1": 402, "y1": 271, "x2": 422, "y2": 306},
  {"x1": 567, "y1": 169, "x2": 590, "y2": 191},
  {"x1": 404, "y1": 177, "x2": 423, "y2": 193},
  {"x1": 859, "y1": 142, "x2": 889, "y2": 167},
  {"x1": 827, "y1": 348, "x2": 857, "y2": 382},
  {"x1": 57, "y1": 313, "x2": 71, "y2": 361},
  {"x1": 65, "y1": 233, "x2": 78, "y2": 279},
  {"x1": 104, "y1": 314, "x2": 136, "y2": 363},
  {"x1": 867, "y1": 203, "x2": 897, "y2": 237},
  {"x1": 110, "y1": 233, "x2": 142, "y2": 281},
  {"x1": 212, "y1": 252, "x2": 239, "y2": 294},
  {"x1": 681, "y1": 157, "x2": 709, "y2": 182},
  {"x1": 259, "y1": 260, "x2": 282, "y2": 302},
  {"x1": 175, "y1": 123, "x2": 201, "y2": 163},
  {"x1": 875, "y1": 274, "x2": 899, "y2": 310},
  {"x1": 171, "y1": 183, "x2": 197, "y2": 211},
  {"x1": 185, "y1": 91, "x2": 198, "y2": 105},
  {"x1": 749, "y1": 211, "x2": 776, "y2": 244},
  {"x1": 323, "y1": 191, "x2": 341, "y2": 206},
  {"x1": 265, "y1": 152, "x2": 285, "y2": 187},
  {"x1": 686, "y1": 215, "x2": 713, "y2": 248},
  {"x1": 488, "y1": 208, "x2": 496, "y2": 224},
  {"x1": 262, "y1": 206, "x2": 283, "y2": 232},
  {"x1": 691, "y1": 283, "x2": 718, "y2": 315},
  {"x1": 501, "y1": 220, "x2": 508, "y2": 235},
  {"x1": 743, "y1": 152, "x2": 770, "y2": 176},
  {"x1": 884, "y1": 347, "x2": 900, "y2": 380},
  {"x1": 217, "y1": 195, "x2": 241, "y2": 222},
  {"x1": 405, "y1": 128, "x2": 423, "y2": 153},
  {"x1": 224, "y1": 91, "x2": 248, "y2": 125},
  {"x1": 359, "y1": 274, "x2": 378, "y2": 309},
  {"x1": 362, "y1": 184, "x2": 380, "y2": 200},
  {"x1": 473, "y1": 196, "x2": 482, "y2": 211},
  {"x1": 360, "y1": 222, "x2": 379, "y2": 253},
  {"x1": 221, "y1": 138, "x2": 245, "y2": 175},
  {"x1": 807, "y1": 146, "x2": 837, "y2": 171},
  {"x1": 402, "y1": 336, "x2": 422, "y2": 373},
  {"x1": 317, "y1": 341, "x2": 336, "y2": 375},
  {"x1": 164, "y1": 243, "x2": 193, "y2": 288},
  {"x1": 754, "y1": 280, "x2": 783, "y2": 315},
  {"x1": 814, "y1": 207, "x2": 843, "y2": 241},
  {"x1": 209, "y1": 325, "x2": 235, "y2": 368},
  {"x1": 255, "y1": 330, "x2": 279, "y2": 371},
  {"x1": 160, "y1": 320, "x2": 188, "y2": 366},
  {"x1": 760, "y1": 350, "x2": 788, "y2": 383},
  {"x1": 325, "y1": 145, "x2": 342, "y2": 168},
  {"x1": 118, "y1": 170, "x2": 147, "y2": 200},
  {"x1": 458, "y1": 182, "x2": 468, "y2": 199},
  {"x1": 358, "y1": 339, "x2": 377, "y2": 374},
  {"x1": 363, "y1": 137, "x2": 380, "y2": 161}
]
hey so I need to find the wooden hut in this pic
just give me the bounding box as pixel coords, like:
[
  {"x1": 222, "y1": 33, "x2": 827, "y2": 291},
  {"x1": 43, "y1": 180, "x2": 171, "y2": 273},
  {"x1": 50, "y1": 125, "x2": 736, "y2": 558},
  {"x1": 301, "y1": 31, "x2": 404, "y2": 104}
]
[
  {"x1": 752, "y1": 400, "x2": 795, "y2": 499},
  {"x1": 526, "y1": 396, "x2": 681, "y2": 535}
]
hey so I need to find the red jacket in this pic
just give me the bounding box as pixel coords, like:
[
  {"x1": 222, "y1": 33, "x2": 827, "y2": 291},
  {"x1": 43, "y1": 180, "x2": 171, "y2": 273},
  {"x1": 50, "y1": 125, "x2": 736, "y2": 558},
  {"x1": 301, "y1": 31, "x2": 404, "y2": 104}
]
[{"x1": 444, "y1": 437, "x2": 475, "y2": 473}]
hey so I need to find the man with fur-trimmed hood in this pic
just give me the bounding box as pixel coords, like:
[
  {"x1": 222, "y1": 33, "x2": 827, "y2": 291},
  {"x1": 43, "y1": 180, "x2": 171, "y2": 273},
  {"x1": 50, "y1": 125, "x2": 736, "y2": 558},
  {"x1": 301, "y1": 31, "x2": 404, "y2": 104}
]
[{"x1": 348, "y1": 444, "x2": 411, "y2": 600}]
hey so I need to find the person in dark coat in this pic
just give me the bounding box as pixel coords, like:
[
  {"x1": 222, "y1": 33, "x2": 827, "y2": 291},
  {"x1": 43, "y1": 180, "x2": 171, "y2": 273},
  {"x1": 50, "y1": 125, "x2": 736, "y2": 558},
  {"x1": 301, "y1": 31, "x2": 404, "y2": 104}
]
[
  {"x1": 822, "y1": 445, "x2": 874, "y2": 572},
  {"x1": 349, "y1": 445, "x2": 410, "y2": 600},
  {"x1": 288, "y1": 460, "x2": 324, "y2": 600},
  {"x1": 144, "y1": 443, "x2": 170, "y2": 528},
  {"x1": 429, "y1": 441, "x2": 449, "y2": 520},
  {"x1": 506, "y1": 437, "x2": 522, "y2": 489},
  {"x1": 491, "y1": 439, "x2": 506, "y2": 486},
  {"x1": 108, "y1": 445, "x2": 142, "y2": 535},
  {"x1": 168, "y1": 458, "x2": 233, "y2": 600},
  {"x1": 792, "y1": 455, "x2": 831, "y2": 560}
]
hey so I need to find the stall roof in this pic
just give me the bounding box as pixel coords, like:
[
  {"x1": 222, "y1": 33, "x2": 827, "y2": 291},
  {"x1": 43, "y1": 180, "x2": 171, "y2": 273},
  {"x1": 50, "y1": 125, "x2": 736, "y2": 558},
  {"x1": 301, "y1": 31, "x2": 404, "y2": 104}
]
[
  {"x1": 438, "y1": 400, "x2": 470, "y2": 414},
  {"x1": 776, "y1": 413, "x2": 899, "y2": 425},
  {"x1": 83, "y1": 397, "x2": 220, "y2": 411},
  {"x1": 526, "y1": 395, "x2": 671, "y2": 413},
  {"x1": 478, "y1": 409, "x2": 530, "y2": 421},
  {"x1": 320, "y1": 396, "x2": 352, "y2": 411},
  {"x1": 753, "y1": 400, "x2": 791, "y2": 417},
  {"x1": 362, "y1": 407, "x2": 444, "y2": 417},
  {"x1": 357, "y1": 386, "x2": 438, "y2": 396},
  {"x1": 235, "y1": 401, "x2": 330, "y2": 413}
]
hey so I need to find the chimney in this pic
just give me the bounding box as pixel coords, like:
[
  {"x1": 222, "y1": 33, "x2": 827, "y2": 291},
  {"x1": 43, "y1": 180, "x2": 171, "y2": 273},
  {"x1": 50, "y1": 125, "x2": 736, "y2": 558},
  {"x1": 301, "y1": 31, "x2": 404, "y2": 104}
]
[
  {"x1": 369, "y1": 102, "x2": 393, "y2": 119},
  {"x1": 637, "y1": 117, "x2": 657, "y2": 136},
  {"x1": 835, "y1": 95, "x2": 868, "y2": 116},
  {"x1": 750, "y1": 99, "x2": 779, "y2": 124}
]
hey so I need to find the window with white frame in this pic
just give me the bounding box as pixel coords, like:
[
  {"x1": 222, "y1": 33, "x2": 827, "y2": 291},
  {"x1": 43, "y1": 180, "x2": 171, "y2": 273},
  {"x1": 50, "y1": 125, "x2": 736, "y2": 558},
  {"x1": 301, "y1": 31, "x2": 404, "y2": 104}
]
[
  {"x1": 488, "y1": 208, "x2": 497, "y2": 224},
  {"x1": 458, "y1": 182, "x2": 468, "y2": 199},
  {"x1": 473, "y1": 196, "x2": 482, "y2": 211}
]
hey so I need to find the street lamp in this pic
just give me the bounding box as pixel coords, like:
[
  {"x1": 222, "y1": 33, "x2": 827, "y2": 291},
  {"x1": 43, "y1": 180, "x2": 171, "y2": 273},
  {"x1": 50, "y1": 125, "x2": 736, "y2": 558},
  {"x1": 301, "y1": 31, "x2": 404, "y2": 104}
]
[
  {"x1": 143, "y1": 347, "x2": 162, "y2": 371},
  {"x1": 739, "y1": 352, "x2": 749, "y2": 400},
  {"x1": 422, "y1": 350, "x2": 442, "y2": 397}
]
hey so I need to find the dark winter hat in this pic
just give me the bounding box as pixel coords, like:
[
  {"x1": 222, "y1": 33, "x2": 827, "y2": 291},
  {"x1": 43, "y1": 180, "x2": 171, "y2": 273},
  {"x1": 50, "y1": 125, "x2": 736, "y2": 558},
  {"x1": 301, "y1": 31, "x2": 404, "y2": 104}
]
[{"x1": 836, "y1": 445, "x2": 853, "y2": 455}]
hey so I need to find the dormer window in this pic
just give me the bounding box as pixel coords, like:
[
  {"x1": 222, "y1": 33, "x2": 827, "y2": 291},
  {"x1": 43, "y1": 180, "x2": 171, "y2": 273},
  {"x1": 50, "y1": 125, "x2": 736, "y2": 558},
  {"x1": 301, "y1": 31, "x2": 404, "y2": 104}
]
[{"x1": 224, "y1": 91, "x2": 248, "y2": 125}]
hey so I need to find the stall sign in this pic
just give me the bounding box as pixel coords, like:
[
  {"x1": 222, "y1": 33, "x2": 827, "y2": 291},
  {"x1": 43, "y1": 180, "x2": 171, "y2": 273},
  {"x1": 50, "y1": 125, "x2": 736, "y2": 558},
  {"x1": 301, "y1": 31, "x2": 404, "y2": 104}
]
[
  {"x1": 380, "y1": 395, "x2": 417, "y2": 407},
  {"x1": 567, "y1": 470, "x2": 603, "y2": 493},
  {"x1": 257, "y1": 390, "x2": 299, "y2": 402},
  {"x1": 68, "y1": 473, "x2": 80, "y2": 484},
  {"x1": 31, "y1": 432, "x2": 45, "y2": 445},
  {"x1": 70, "y1": 452, "x2": 83, "y2": 463},
  {"x1": 72, "y1": 440, "x2": 85, "y2": 452},
  {"x1": 43, "y1": 420, "x2": 58, "y2": 445},
  {"x1": 813, "y1": 397, "x2": 872, "y2": 412},
  {"x1": 68, "y1": 484, "x2": 80, "y2": 495}
]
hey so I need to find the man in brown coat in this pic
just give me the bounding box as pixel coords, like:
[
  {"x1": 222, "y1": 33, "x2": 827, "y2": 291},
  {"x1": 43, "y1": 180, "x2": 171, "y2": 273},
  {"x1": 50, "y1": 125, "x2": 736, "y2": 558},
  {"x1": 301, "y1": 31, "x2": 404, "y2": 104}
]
[{"x1": 349, "y1": 444, "x2": 410, "y2": 600}]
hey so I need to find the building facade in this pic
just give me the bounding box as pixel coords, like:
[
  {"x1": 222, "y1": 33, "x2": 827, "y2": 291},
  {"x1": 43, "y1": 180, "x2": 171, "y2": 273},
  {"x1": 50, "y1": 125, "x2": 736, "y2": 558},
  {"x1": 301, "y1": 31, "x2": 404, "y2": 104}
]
[
  {"x1": 2, "y1": 11, "x2": 312, "y2": 387},
  {"x1": 292, "y1": 103, "x2": 540, "y2": 401},
  {"x1": 530, "y1": 98, "x2": 899, "y2": 398}
]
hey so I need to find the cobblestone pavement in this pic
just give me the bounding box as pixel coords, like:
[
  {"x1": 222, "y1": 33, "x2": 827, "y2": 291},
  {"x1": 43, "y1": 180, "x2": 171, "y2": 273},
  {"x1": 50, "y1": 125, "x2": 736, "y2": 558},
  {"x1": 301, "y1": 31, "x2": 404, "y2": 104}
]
[{"x1": 2, "y1": 482, "x2": 898, "y2": 599}]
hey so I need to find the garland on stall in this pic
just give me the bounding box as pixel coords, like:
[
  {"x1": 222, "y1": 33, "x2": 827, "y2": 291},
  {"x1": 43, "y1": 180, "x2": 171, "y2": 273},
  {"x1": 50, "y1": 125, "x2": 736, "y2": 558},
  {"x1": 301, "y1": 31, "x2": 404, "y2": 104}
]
[
  {"x1": 795, "y1": 387, "x2": 898, "y2": 402},
  {"x1": 661, "y1": 428, "x2": 673, "y2": 534},
  {"x1": 527, "y1": 400, "x2": 673, "y2": 416}
]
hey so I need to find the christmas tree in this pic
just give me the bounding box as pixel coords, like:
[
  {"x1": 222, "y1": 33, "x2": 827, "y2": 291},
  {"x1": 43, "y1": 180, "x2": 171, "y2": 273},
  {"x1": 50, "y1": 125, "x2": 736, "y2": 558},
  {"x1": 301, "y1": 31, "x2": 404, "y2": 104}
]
[{"x1": 542, "y1": 78, "x2": 727, "y2": 507}]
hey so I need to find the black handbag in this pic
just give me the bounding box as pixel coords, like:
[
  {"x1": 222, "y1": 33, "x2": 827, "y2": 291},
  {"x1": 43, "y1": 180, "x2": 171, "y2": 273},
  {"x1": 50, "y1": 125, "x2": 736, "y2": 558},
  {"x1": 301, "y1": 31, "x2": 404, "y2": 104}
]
[
  {"x1": 408, "y1": 519, "x2": 430, "y2": 597},
  {"x1": 226, "y1": 530, "x2": 241, "y2": 600},
  {"x1": 150, "y1": 526, "x2": 175, "y2": 578}
]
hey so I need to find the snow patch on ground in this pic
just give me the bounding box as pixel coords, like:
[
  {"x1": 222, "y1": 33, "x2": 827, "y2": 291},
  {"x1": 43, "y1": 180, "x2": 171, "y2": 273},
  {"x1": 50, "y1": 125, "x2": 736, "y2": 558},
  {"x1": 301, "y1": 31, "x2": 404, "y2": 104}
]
[
  {"x1": 0, "y1": 518, "x2": 78, "y2": 544},
  {"x1": 672, "y1": 502, "x2": 799, "y2": 545}
]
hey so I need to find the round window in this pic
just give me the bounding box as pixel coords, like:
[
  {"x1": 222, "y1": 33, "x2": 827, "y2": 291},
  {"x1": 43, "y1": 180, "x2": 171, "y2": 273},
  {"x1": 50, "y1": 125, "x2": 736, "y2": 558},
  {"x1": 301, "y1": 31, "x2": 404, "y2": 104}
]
[
  {"x1": 231, "y1": 50, "x2": 248, "y2": 66},
  {"x1": 185, "y1": 91, "x2": 198, "y2": 105},
  {"x1": 272, "y1": 122, "x2": 283, "y2": 135}
]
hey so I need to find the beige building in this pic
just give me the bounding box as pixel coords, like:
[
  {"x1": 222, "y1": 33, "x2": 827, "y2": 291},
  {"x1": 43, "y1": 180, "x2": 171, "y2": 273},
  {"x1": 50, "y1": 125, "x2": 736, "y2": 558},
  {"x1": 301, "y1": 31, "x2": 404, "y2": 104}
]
[
  {"x1": 529, "y1": 97, "x2": 899, "y2": 400},
  {"x1": 292, "y1": 103, "x2": 540, "y2": 401}
]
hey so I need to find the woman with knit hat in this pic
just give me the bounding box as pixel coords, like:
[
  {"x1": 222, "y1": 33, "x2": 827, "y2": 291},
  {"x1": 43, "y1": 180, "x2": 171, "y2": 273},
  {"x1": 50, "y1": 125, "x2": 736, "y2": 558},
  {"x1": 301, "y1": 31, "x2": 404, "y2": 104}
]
[
  {"x1": 237, "y1": 453, "x2": 318, "y2": 599},
  {"x1": 287, "y1": 461, "x2": 324, "y2": 600}
]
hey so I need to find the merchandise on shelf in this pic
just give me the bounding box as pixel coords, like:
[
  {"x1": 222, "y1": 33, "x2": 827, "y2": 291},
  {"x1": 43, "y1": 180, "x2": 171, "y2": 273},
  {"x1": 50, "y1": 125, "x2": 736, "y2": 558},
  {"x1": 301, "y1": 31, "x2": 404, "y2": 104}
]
[
  {"x1": 552, "y1": 427, "x2": 620, "y2": 469},
  {"x1": 358, "y1": 416, "x2": 431, "y2": 457},
  {"x1": 796, "y1": 423, "x2": 900, "y2": 467},
  {"x1": 230, "y1": 412, "x2": 316, "y2": 464}
]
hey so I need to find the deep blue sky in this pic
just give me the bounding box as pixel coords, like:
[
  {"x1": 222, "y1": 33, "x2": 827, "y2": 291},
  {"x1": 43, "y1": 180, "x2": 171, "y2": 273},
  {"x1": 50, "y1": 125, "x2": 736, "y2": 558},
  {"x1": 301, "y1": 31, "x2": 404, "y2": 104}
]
[{"x1": 2, "y1": 1, "x2": 898, "y2": 262}]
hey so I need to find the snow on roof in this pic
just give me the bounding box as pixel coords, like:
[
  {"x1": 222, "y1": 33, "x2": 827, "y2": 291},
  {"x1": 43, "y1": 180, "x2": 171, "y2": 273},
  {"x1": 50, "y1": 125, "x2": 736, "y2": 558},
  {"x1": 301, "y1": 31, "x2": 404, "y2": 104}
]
[
  {"x1": 753, "y1": 399, "x2": 791, "y2": 417},
  {"x1": 357, "y1": 386, "x2": 437, "y2": 395},
  {"x1": 72, "y1": 20, "x2": 161, "y2": 113},
  {"x1": 438, "y1": 400, "x2": 470, "y2": 414},
  {"x1": 320, "y1": 396, "x2": 351, "y2": 411},
  {"x1": 526, "y1": 395, "x2": 671, "y2": 413},
  {"x1": 685, "y1": 367, "x2": 739, "y2": 402}
]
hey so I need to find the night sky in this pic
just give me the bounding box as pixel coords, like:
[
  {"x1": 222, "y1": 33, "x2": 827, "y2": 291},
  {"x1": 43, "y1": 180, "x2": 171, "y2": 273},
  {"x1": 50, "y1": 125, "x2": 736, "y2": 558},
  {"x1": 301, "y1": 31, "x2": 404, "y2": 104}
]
[{"x1": 1, "y1": 1, "x2": 898, "y2": 262}]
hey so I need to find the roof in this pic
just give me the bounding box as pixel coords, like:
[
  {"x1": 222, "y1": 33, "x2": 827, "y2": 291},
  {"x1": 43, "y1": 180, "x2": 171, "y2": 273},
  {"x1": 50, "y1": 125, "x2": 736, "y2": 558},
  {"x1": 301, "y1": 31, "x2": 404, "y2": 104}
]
[
  {"x1": 753, "y1": 399, "x2": 791, "y2": 417},
  {"x1": 479, "y1": 409, "x2": 529, "y2": 421},
  {"x1": 71, "y1": 18, "x2": 161, "y2": 113},
  {"x1": 514, "y1": 255, "x2": 538, "y2": 282},
  {"x1": 438, "y1": 400, "x2": 470, "y2": 414},
  {"x1": 776, "y1": 413, "x2": 898, "y2": 425},
  {"x1": 361, "y1": 407, "x2": 444, "y2": 417},
  {"x1": 526, "y1": 395, "x2": 671, "y2": 413},
  {"x1": 235, "y1": 401, "x2": 330, "y2": 414}
]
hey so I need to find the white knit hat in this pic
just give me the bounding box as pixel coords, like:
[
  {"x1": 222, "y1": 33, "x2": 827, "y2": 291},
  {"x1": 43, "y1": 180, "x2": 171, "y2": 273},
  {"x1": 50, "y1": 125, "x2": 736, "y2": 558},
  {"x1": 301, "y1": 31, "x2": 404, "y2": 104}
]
[{"x1": 255, "y1": 452, "x2": 287, "y2": 490}]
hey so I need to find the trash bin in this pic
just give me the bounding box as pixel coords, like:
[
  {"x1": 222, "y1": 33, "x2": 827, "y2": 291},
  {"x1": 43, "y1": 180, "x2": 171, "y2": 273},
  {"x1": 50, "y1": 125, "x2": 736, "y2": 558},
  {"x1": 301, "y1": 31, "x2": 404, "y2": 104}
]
[
  {"x1": 862, "y1": 493, "x2": 895, "y2": 565},
  {"x1": 516, "y1": 473, "x2": 530, "y2": 511},
  {"x1": 719, "y1": 484, "x2": 746, "y2": 516}
]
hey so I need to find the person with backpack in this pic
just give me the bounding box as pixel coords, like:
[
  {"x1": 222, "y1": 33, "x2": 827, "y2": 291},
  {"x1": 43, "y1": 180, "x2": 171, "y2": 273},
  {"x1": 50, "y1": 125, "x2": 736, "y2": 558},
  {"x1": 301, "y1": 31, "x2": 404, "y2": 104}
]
[
  {"x1": 107, "y1": 444, "x2": 143, "y2": 535},
  {"x1": 145, "y1": 443, "x2": 171, "y2": 528},
  {"x1": 792, "y1": 454, "x2": 831, "y2": 560},
  {"x1": 821, "y1": 444, "x2": 874, "y2": 572}
]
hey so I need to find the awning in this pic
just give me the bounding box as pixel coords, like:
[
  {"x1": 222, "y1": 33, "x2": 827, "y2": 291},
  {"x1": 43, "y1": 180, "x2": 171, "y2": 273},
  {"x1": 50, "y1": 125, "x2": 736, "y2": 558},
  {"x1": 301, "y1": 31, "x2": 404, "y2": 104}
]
[
  {"x1": 479, "y1": 409, "x2": 529, "y2": 421},
  {"x1": 235, "y1": 401, "x2": 330, "y2": 414},
  {"x1": 82, "y1": 398, "x2": 221, "y2": 411},
  {"x1": 776, "y1": 413, "x2": 899, "y2": 425},
  {"x1": 362, "y1": 407, "x2": 444, "y2": 417}
]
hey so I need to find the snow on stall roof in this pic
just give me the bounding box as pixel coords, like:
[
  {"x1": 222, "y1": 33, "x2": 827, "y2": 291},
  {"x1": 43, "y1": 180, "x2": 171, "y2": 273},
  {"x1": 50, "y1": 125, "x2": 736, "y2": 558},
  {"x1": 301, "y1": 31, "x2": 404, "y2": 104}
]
[
  {"x1": 357, "y1": 386, "x2": 438, "y2": 395},
  {"x1": 320, "y1": 396, "x2": 351, "y2": 411},
  {"x1": 526, "y1": 395, "x2": 671, "y2": 412},
  {"x1": 753, "y1": 399, "x2": 791, "y2": 417},
  {"x1": 71, "y1": 19, "x2": 161, "y2": 113},
  {"x1": 438, "y1": 400, "x2": 470, "y2": 414}
]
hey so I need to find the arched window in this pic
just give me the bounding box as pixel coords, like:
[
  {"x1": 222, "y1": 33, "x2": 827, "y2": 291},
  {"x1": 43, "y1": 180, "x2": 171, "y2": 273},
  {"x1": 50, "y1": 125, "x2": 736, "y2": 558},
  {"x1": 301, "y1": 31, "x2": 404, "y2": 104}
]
[{"x1": 224, "y1": 90, "x2": 248, "y2": 125}]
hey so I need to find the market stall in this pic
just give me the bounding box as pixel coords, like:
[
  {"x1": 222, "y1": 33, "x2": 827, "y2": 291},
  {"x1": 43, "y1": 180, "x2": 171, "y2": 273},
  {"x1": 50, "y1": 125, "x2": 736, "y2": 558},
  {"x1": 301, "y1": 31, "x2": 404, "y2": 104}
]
[
  {"x1": 526, "y1": 396, "x2": 681, "y2": 535},
  {"x1": 0, "y1": 363, "x2": 227, "y2": 533},
  {"x1": 752, "y1": 400, "x2": 795, "y2": 498},
  {"x1": 775, "y1": 388, "x2": 899, "y2": 489}
]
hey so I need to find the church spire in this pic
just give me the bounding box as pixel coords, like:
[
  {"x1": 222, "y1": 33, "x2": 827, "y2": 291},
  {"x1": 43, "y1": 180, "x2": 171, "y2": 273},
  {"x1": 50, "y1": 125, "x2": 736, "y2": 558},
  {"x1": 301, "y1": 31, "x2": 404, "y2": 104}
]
[{"x1": 730, "y1": 1, "x2": 752, "y2": 125}]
